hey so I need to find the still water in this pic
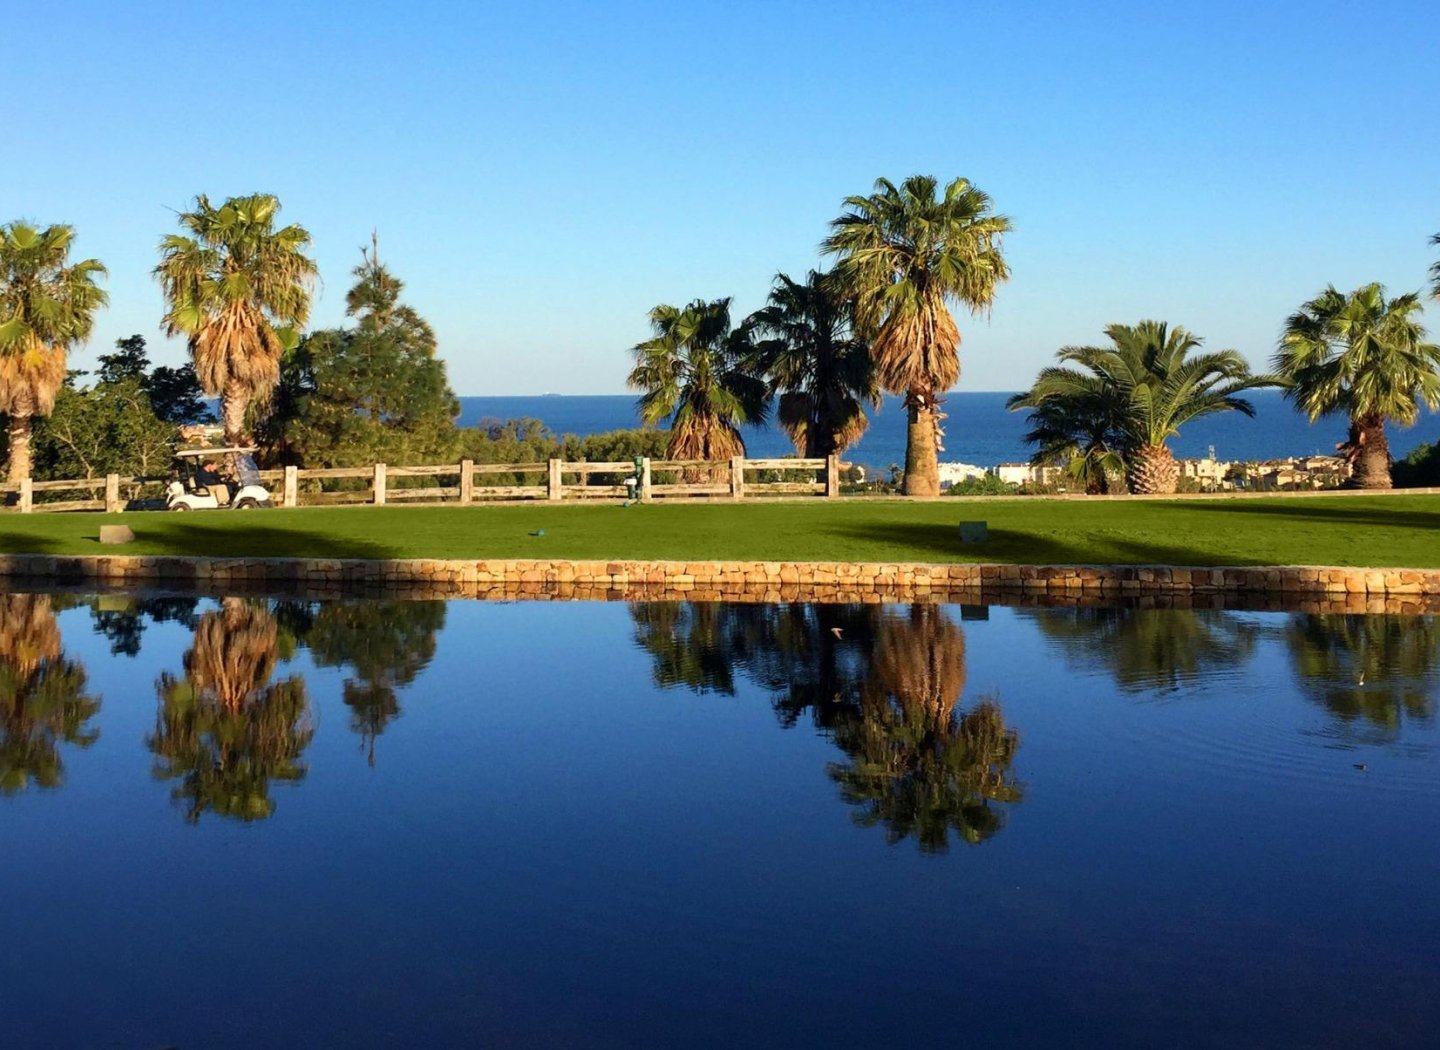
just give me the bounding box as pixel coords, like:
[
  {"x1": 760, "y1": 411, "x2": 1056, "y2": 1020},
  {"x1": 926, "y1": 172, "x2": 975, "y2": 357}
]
[{"x1": 2, "y1": 594, "x2": 1437, "y2": 1049}]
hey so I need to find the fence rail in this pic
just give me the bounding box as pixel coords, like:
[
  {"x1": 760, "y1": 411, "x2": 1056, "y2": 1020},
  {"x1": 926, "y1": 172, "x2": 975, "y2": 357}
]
[{"x1": 0, "y1": 454, "x2": 844, "y2": 513}]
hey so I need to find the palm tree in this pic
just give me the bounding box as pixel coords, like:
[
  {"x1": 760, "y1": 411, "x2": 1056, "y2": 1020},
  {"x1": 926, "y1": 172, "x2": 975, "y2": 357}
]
[
  {"x1": 1006, "y1": 385, "x2": 1126, "y2": 494},
  {"x1": 1019, "y1": 321, "x2": 1268, "y2": 494},
  {"x1": 0, "y1": 222, "x2": 107, "y2": 482},
  {"x1": 1430, "y1": 232, "x2": 1439, "y2": 300},
  {"x1": 1275, "y1": 283, "x2": 1440, "y2": 489},
  {"x1": 823, "y1": 176, "x2": 1012, "y2": 496},
  {"x1": 748, "y1": 270, "x2": 879, "y2": 458},
  {"x1": 155, "y1": 194, "x2": 317, "y2": 445},
  {"x1": 628, "y1": 298, "x2": 767, "y2": 462}
]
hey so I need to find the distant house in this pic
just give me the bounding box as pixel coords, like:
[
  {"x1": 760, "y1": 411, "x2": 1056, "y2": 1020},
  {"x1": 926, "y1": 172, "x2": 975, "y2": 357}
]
[
  {"x1": 937, "y1": 462, "x2": 990, "y2": 486},
  {"x1": 994, "y1": 462, "x2": 1068, "y2": 487}
]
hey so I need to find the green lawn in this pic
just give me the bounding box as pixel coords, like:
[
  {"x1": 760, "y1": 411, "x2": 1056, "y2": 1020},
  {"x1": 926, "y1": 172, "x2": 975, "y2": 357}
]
[{"x1": 0, "y1": 496, "x2": 1437, "y2": 567}]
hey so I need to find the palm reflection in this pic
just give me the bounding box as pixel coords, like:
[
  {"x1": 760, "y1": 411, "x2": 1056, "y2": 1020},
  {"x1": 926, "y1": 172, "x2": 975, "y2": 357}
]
[
  {"x1": 1284, "y1": 615, "x2": 1439, "y2": 742},
  {"x1": 832, "y1": 605, "x2": 1020, "y2": 851},
  {"x1": 0, "y1": 594, "x2": 100, "y2": 794},
  {"x1": 632, "y1": 601, "x2": 1021, "y2": 852},
  {"x1": 149, "y1": 598, "x2": 313, "y2": 823},
  {"x1": 1024, "y1": 608, "x2": 1258, "y2": 692}
]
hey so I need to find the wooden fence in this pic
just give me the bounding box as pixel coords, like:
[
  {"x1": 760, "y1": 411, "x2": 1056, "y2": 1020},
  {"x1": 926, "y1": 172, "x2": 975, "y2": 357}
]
[{"x1": 0, "y1": 455, "x2": 844, "y2": 513}]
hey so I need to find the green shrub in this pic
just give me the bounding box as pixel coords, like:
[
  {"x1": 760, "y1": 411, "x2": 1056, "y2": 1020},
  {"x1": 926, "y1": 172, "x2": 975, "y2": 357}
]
[
  {"x1": 945, "y1": 474, "x2": 1019, "y2": 496},
  {"x1": 1395, "y1": 441, "x2": 1440, "y2": 487}
]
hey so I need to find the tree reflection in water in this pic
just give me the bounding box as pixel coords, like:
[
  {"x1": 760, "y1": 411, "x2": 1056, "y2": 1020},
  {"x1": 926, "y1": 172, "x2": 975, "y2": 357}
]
[
  {"x1": 1284, "y1": 615, "x2": 1439, "y2": 743},
  {"x1": 832, "y1": 604, "x2": 1020, "y2": 852},
  {"x1": 278, "y1": 600, "x2": 445, "y2": 766},
  {"x1": 149, "y1": 598, "x2": 313, "y2": 823},
  {"x1": 86, "y1": 596, "x2": 201, "y2": 657},
  {"x1": 1023, "y1": 607, "x2": 1259, "y2": 693},
  {"x1": 632, "y1": 601, "x2": 1021, "y2": 852},
  {"x1": 0, "y1": 594, "x2": 100, "y2": 794}
]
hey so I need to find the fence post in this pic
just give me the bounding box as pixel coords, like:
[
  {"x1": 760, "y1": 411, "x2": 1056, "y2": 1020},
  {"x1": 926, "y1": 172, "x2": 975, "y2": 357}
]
[
  {"x1": 640, "y1": 457, "x2": 652, "y2": 503},
  {"x1": 730, "y1": 456, "x2": 745, "y2": 499},
  {"x1": 373, "y1": 463, "x2": 387, "y2": 505},
  {"x1": 18, "y1": 477, "x2": 32, "y2": 513},
  {"x1": 825, "y1": 454, "x2": 840, "y2": 498},
  {"x1": 548, "y1": 458, "x2": 563, "y2": 501},
  {"x1": 105, "y1": 473, "x2": 122, "y2": 513},
  {"x1": 459, "y1": 459, "x2": 474, "y2": 504},
  {"x1": 283, "y1": 465, "x2": 298, "y2": 508}
]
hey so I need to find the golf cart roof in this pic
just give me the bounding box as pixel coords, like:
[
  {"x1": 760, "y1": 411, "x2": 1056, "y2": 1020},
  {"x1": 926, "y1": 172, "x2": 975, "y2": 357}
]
[{"x1": 174, "y1": 447, "x2": 258, "y2": 458}]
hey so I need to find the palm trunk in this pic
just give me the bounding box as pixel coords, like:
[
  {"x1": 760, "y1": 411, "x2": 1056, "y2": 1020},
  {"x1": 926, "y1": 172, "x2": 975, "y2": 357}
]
[
  {"x1": 1127, "y1": 443, "x2": 1179, "y2": 495},
  {"x1": 1350, "y1": 415, "x2": 1392, "y2": 489},
  {"x1": 902, "y1": 393, "x2": 940, "y2": 498},
  {"x1": 222, "y1": 379, "x2": 250, "y2": 446},
  {"x1": 6, "y1": 412, "x2": 32, "y2": 485}
]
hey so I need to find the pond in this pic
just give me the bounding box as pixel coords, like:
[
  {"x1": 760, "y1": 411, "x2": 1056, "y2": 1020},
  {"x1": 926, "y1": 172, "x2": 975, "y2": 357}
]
[{"x1": 2, "y1": 592, "x2": 1438, "y2": 1048}]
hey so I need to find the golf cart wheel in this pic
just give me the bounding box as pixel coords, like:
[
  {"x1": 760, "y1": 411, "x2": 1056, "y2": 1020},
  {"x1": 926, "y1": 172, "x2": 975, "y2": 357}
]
[
  {"x1": 169, "y1": 503, "x2": 192, "y2": 512},
  {"x1": 235, "y1": 497, "x2": 259, "y2": 510}
]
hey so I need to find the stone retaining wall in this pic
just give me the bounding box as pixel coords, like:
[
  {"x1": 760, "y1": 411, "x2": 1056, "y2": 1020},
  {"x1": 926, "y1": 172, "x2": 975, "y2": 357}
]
[{"x1": 0, "y1": 554, "x2": 1437, "y2": 613}]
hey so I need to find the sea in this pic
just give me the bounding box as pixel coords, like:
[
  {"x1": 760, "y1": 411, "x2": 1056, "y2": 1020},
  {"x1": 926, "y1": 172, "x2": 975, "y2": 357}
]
[{"x1": 457, "y1": 391, "x2": 1437, "y2": 472}]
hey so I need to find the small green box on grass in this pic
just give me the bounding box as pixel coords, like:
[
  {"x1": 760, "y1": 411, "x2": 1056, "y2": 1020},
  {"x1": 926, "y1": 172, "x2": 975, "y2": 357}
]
[{"x1": 959, "y1": 521, "x2": 987, "y2": 544}]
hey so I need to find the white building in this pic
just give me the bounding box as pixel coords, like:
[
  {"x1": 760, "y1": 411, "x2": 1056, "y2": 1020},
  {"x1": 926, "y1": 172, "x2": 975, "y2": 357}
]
[{"x1": 937, "y1": 462, "x2": 990, "y2": 486}]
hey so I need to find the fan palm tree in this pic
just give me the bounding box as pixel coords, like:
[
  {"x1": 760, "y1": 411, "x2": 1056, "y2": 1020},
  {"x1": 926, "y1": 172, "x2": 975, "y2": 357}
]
[
  {"x1": 748, "y1": 270, "x2": 879, "y2": 458},
  {"x1": 155, "y1": 194, "x2": 317, "y2": 444},
  {"x1": 1006, "y1": 385, "x2": 1126, "y2": 494},
  {"x1": 1430, "y1": 232, "x2": 1439, "y2": 300},
  {"x1": 628, "y1": 298, "x2": 767, "y2": 462},
  {"x1": 1019, "y1": 321, "x2": 1268, "y2": 494},
  {"x1": 0, "y1": 222, "x2": 107, "y2": 482},
  {"x1": 1275, "y1": 283, "x2": 1440, "y2": 489},
  {"x1": 823, "y1": 176, "x2": 1012, "y2": 496}
]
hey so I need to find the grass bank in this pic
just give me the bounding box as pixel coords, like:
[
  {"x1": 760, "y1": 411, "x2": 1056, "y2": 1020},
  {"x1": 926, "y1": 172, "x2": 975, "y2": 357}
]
[{"x1": 0, "y1": 496, "x2": 1437, "y2": 568}]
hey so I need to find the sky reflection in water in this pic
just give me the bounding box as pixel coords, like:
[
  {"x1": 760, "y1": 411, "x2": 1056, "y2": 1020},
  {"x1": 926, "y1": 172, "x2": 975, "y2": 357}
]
[{"x1": 1, "y1": 593, "x2": 1437, "y2": 1049}]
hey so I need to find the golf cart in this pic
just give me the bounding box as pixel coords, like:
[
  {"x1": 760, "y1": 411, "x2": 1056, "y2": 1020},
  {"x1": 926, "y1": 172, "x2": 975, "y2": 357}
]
[{"x1": 167, "y1": 448, "x2": 273, "y2": 511}]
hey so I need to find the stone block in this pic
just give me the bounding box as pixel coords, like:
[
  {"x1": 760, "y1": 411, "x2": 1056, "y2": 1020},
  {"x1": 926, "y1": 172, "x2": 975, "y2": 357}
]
[{"x1": 99, "y1": 525, "x2": 134, "y2": 545}]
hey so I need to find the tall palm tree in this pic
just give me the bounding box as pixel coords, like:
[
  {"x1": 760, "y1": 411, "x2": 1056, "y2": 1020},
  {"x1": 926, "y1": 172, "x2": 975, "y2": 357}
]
[
  {"x1": 1275, "y1": 283, "x2": 1440, "y2": 489},
  {"x1": 1430, "y1": 232, "x2": 1439, "y2": 300},
  {"x1": 748, "y1": 270, "x2": 879, "y2": 458},
  {"x1": 1006, "y1": 385, "x2": 1126, "y2": 494},
  {"x1": 628, "y1": 298, "x2": 767, "y2": 462},
  {"x1": 823, "y1": 176, "x2": 1012, "y2": 496},
  {"x1": 1019, "y1": 321, "x2": 1267, "y2": 494},
  {"x1": 155, "y1": 194, "x2": 317, "y2": 445},
  {"x1": 0, "y1": 222, "x2": 107, "y2": 482}
]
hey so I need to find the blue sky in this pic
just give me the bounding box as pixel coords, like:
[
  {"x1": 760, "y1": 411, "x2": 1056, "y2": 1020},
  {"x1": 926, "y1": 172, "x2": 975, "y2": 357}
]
[{"x1": 9, "y1": 0, "x2": 1439, "y2": 393}]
